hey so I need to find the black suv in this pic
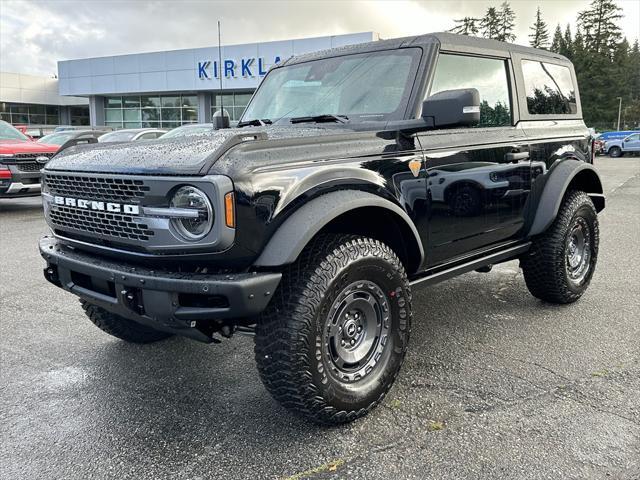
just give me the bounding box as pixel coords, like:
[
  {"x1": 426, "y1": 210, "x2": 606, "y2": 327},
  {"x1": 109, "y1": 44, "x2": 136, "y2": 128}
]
[{"x1": 39, "y1": 33, "x2": 604, "y2": 424}]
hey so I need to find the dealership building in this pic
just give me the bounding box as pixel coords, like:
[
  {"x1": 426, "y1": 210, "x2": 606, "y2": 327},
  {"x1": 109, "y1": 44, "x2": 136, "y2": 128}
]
[
  {"x1": 0, "y1": 72, "x2": 89, "y2": 128},
  {"x1": 50, "y1": 32, "x2": 378, "y2": 129}
]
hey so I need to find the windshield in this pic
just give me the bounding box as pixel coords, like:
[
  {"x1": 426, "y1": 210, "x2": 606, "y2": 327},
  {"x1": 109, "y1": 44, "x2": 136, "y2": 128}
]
[
  {"x1": 241, "y1": 48, "x2": 422, "y2": 124},
  {"x1": 0, "y1": 120, "x2": 29, "y2": 141},
  {"x1": 38, "y1": 132, "x2": 76, "y2": 145},
  {"x1": 160, "y1": 125, "x2": 213, "y2": 139},
  {"x1": 99, "y1": 131, "x2": 138, "y2": 143}
]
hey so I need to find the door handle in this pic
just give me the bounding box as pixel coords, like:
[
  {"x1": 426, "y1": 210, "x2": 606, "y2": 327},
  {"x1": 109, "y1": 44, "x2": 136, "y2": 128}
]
[{"x1": 504, "y1": 151, "x2": 530, "y2": 162}]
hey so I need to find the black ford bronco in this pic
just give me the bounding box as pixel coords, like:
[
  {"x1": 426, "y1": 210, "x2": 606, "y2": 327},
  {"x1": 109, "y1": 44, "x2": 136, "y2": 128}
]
[{"x1": 39, "y1": 33, "x2": 604, "y2": 424}]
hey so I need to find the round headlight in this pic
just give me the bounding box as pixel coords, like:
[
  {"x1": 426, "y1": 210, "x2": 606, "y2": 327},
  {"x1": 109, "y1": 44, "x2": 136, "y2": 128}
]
[{"x1": 170, "y1": 186, "x2": 214, "y2": 241}]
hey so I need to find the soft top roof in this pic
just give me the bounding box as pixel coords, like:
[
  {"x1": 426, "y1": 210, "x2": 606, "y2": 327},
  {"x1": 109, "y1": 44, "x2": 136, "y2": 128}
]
[{"x1": 282, "y1": 32, "x2": 570, "y2": 66}]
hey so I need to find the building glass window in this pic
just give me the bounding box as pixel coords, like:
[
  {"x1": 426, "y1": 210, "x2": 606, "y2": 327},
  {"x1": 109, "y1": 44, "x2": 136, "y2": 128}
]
[
  {"x1": 70, "y1": 106, "x2": 90, "y2": 125},
  {"x1": 427, "y1": 54, "x2": 512, "y2": 127},
  {"x1": 211, "y1": 91, "x2": 254, "y2": 122},
  {"x1": 104, "y1": 94, "x2": 199, "y2": 128},
  {"x1": 0, "y1": 102, "x2": 64, "y2": 125}
]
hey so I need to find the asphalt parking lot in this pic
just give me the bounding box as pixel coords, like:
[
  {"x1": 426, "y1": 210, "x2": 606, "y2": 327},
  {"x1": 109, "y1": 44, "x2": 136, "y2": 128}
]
[{"x1": 1, "y1": 156, "x2": 639, "y2": 480}]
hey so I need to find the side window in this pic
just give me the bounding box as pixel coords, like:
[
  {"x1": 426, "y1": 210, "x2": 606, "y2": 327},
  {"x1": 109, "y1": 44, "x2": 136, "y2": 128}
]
[
  {"x1": 428, "y1": 54, "x2": 512, "y2": 127},
  {"x1": 521, "y1": 60, "x2": 577, "y2": 115},
  {"x1": 139, "y1": 132, "x2": 158, "y2": 140}
]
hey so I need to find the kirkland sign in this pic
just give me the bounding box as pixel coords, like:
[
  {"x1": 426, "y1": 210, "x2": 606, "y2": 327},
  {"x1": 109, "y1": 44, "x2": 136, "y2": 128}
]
[{"x1": 197, "y1": 56, "x2": 283, "y2": 80}]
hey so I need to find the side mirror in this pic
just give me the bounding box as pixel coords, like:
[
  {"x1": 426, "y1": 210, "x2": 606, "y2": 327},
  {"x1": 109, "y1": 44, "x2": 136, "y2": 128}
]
[{"x1": 422, "y1": 88, "x2": 481, "y2": 128}]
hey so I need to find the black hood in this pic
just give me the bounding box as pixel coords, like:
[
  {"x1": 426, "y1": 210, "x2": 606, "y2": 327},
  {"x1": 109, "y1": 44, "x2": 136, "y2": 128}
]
[{"x1": 45, "y1": 125, "x2": 342, "y2": 175}]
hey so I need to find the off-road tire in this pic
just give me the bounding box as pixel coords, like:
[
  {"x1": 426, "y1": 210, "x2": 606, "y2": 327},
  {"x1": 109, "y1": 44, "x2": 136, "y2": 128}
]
[
  {"x1": 254, "y1": 234, "x2": 411, "y2": 425},
  {"x1": 521, "y1": 190, "x2": 599, "y2": 304},
  {"x1": 81, "y1": 300, "x2": 172, "y2": 343},
  {"x1": 608, "y1": 146, "x2": 622, "y2": 158}
]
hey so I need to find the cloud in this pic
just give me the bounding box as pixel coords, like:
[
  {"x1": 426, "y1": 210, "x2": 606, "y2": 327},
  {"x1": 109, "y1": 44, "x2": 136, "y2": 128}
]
[{"x1": 1, "y1": 0, "x2": 638, "y2": 76}]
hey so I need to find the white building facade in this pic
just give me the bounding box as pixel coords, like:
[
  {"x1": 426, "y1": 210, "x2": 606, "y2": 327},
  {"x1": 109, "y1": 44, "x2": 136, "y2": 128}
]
[{"x1": 0, "y1": 72, "x2": 89, "y2": 127}]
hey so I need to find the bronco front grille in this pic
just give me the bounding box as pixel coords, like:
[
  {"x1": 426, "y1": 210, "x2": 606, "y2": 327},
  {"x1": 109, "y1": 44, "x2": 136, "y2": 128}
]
[
  {"x1": 44, "y1": 174, "x2": 150, "y2": 203},
  {"x1": 49, "y1": 205, "x2": 154, "y2": 242}
]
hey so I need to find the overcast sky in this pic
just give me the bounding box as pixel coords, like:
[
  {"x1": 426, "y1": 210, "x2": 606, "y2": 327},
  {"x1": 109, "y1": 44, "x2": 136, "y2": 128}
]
[{"x1": 1, "y1": 0, "x2": 639, "y2": 76}]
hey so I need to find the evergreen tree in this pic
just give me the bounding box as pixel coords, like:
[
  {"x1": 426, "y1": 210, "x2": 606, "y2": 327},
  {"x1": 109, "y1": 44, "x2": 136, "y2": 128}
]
[
  {"x1": 497, "y1": 1, "x2": 517, "y2": 42},
  {"x1": 550, "y1": 24, "x2": 564, "y2": 53},
  {"x1": 562, "y1": 24, "x2": 573, "y2": 58},
  {"x1": 572, "y1": 30, "x2": 586, "y2": 68},
  {"x1": 630, "y1": 40, "x2": 640, "y2": 103},
  {"x1": 450, "y1": 17, "x2": 480, "y2": 36},
  {"x1": 529, "y1": 7, "x2": 550, "y2": 49},
  {"x1": 577, "y1": 0, "x2": 623, "y2": 57},
  {"x1": 480, "y1": 7, "x2": 501, "y2": 40}
]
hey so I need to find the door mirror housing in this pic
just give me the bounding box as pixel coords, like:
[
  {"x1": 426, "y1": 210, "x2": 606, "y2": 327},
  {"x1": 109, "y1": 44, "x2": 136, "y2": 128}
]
[{"x1": 422, "y1": 88, "x2": 481, "y2": 129}]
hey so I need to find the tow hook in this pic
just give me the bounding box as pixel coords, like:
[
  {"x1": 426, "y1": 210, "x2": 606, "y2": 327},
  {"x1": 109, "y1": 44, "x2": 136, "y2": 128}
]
[
  {"x1": 44, "y1": 265, "x2": 60, "y2": 286},
  {"x1": 121, "y1": 288, "x2": 144, "y2": 315}
]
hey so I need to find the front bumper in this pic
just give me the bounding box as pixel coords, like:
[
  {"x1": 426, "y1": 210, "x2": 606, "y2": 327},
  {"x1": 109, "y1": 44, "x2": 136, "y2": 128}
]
[
  {"x1": 39, "y1": 236, "x2": 281, "y2": 342},
  {"x1": 0, "y1": 166, "x2": 41, "y2": 197}
]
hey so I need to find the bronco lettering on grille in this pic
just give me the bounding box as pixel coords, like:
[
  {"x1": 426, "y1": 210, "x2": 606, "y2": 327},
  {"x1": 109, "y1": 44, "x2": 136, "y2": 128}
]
[{"x1": 53, "y1": 196, "x2": 140, "y2": 215}]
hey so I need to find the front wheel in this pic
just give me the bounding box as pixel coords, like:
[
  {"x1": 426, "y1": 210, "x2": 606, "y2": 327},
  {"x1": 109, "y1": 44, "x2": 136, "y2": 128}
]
[
  {"x1": 521, "y1": 190, "x2": 599, "y2": 304},
  {"x1": 608, "y1": 146, "x2": 623, "y2": 158},
  {"x1": 254, "y1": 234, "x2": 411, "y2": 424}
]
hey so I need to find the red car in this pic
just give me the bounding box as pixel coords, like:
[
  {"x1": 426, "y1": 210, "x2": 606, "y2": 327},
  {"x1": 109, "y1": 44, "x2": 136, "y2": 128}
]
[{"x1": 0, "y1": 120, "x2": 59, "y2": 198}]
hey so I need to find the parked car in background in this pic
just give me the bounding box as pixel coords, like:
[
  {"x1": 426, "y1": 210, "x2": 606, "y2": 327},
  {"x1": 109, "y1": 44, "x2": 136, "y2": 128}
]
[
  {"x1": 594, "y1": 138, "x2": 605, "y2": 155},
  {"x1": 38, "y1": 130, "x2": 104, "y2": 147},
  {"x1": 159, "y1": 123, "x2": 215, "y2": 139},
  {"x1": 0, "y1": 120, "x2": 58, "y2": 198},
  {"x1": 98, "y1": 128, "x2": 167, "y2": 143},
  {"x1": 596, "y1": 130, "x2": 640, "y2": 142},
  {"x1": 604, "y1": 132, "x2": 640, "y2": 157}
]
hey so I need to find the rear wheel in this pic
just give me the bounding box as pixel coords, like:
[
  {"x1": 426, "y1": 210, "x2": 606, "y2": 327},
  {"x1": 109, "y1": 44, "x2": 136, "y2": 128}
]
[
  {"x1": 521, "y1": 191, "x2": 599, "y2": 304},
  {"x1": 254, "y1": 234, "x2": 411, "y2": 424},
  {"x1": 81, "y1": 301, "x2": 172, "y2": 343},
  {"x1": 608, "y1": 146, "x2": 623, "y2": 157}
]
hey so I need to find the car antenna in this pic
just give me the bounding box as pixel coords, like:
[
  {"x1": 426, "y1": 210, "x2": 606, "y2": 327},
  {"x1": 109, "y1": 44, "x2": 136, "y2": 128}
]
[{"x1": 214, "y1": 20, "x2": 229, "y2": 129}]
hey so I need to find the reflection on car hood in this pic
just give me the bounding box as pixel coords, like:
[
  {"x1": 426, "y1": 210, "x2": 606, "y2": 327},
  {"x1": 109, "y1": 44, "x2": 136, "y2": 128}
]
[{"x1": 44, "y1": 126, "x2": 343, "y2": 175}]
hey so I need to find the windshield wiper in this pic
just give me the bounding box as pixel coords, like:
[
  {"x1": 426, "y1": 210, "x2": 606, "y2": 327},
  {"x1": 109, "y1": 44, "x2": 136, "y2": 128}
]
[
  {"x1": 290, "y1": 114, "x2": 349, "y2": 124},
  {"x1": 237, "y1": 118, "x2": 272, "y2": 128}
]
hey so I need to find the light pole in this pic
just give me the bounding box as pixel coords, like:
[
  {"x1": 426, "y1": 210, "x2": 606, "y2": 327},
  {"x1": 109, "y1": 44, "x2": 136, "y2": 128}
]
[{"x1": 616, "y1": 97, "x2": 622, "y2": 131}]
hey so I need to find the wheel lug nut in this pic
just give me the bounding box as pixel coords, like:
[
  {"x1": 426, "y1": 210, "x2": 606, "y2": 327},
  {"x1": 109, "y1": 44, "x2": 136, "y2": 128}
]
[
  {"x1": 357, "y1": 326, "x2": 362, "y2": 333},
  {"x1": 350, "y1": 339, "x2": 355, "y2": 346},
  {"x1": 341, "y1": 340, "x2": 345, "y2": 346}
]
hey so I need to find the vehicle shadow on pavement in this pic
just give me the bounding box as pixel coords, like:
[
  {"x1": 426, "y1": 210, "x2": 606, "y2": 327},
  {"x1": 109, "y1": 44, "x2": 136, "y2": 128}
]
[{"x1": 0, "y1": 199, "x2": 43, "y2": 214}]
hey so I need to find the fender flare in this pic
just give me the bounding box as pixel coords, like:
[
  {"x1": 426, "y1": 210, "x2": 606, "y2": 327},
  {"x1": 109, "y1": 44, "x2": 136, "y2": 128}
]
[
  {"x1": 528, "y1": 160, "x2": 604, "y2": 237},
  {"x1": 254, "y1": 190, "x2": 425, "y2": 267}
]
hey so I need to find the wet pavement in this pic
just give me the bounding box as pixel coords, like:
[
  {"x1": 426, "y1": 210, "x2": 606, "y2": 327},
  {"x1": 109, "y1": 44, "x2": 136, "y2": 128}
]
[{"x1": 1, "y1": 156, "x2": 639, "y2": 479}]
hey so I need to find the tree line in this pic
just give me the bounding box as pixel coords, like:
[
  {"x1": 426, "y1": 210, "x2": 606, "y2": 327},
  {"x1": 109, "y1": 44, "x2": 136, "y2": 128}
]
[{"x1": 450, "y1": 0, "x2": 640, "y2": 130}]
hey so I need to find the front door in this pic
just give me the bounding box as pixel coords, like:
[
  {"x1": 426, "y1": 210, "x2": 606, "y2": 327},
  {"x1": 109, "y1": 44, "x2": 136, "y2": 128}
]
[
  {"x1": 622, "y1": 133, "x2": 640, "y2": 152},
  {"x1": 417, "y1": 52, "x2": 532, "y2": 267}
]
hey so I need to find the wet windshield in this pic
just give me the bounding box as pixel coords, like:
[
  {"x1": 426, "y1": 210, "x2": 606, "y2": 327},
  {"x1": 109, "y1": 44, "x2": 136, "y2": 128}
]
[
  {"x1": 0, "y1": 120, "x2": 29, "y2": 141},
  {"x1": 99, "y1": 131, "x2": 138, "y2": 142},
  {"x1": 161, "y1": 125, "x2": 213, "y2": 139},
  {"x1": 241, "y1": 48, "x2": 422, "y2": 124},
  {"x1": 38, "y1": 132, "x2": 76, "y2": 145}
]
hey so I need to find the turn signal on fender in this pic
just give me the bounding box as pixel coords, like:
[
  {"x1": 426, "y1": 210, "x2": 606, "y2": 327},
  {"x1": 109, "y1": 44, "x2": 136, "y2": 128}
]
[{"x1": 224, "y1": 192, "x2": 235, "y2": 228}]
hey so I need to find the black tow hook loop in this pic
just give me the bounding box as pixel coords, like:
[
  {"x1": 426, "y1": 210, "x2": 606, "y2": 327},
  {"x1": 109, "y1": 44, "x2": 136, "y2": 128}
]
[
  {"x1": 121, "y1": 288, "x2": 145, "y2": 315},
  {"x1": 44, "y1": 265, "x2": 60, "y2": 286}
]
